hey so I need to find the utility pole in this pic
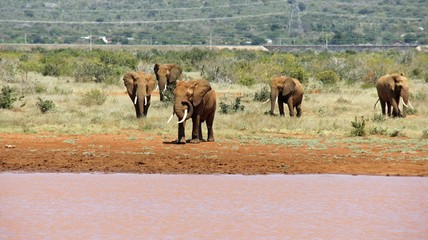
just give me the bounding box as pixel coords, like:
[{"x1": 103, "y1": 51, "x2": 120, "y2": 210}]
[{"x1": 288, "y1": 2, "x2": 304, "y2": 43}]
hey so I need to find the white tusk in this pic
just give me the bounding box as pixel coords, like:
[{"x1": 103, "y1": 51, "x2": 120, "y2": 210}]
[
  {"x1": 163, "y1": 84, "x2": 167, "y2": 92},
  {"x1": 134, "y1": 96, "x2": 138, "y2": 105},
  {"x1": 154, "y1": 84, "x2": 159, "y2": 91},
  {"x1": 275, "y1": 97, "x2": 278, "y2": 105},
  {"x1": 177, "y1": 109, "x2": 188, "y2": 124},
  {"x1": 144, "y1": 96, "x2": 147, "y2": 106},
  {"x1": 262, "y1": 99, "x2": 270, "y2": 104},
  {"x1": 408, "y1": 100, "x2": 414, "y2": 109},
  {"x1": 167, "y1": 113, "x2": 174, "y2": 123},
  {"x1": 400, "y1": 98, "x2": 413, "y2": 109}
]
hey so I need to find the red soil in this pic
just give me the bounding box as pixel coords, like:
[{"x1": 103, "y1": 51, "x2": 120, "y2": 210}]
[{"x1": 1, "y1": 132, "x2": 427, "y2": 176}]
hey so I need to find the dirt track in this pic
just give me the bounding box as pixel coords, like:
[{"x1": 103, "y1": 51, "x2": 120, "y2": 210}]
[{"x1": 1, "y1": 132, "x2": 427, "y2": 176}]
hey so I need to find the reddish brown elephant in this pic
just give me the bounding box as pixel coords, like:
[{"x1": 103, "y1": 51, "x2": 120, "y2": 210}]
[
  {"x1": 267, "y1": 76, "x2": 304, "y2": 117},
  {"x1": 123, "y1": 71, "x2": 156, "y2": 118},
  {"x1": 168, "y1": 79, "x2": 216, "y2": 144},
  {"x1": 154, "y1": 63, "x2": 182, "y2": 101},
  {"x1": 375, "y1": 73, "x2": 413, "y2": 118}
]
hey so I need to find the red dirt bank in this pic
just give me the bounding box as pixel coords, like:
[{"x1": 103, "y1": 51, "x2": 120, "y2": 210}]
[{"x1": 1, "y1": 132, "x2": 427, "y2": 176}]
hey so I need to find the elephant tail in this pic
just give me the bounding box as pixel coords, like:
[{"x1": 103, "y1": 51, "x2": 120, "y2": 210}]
[{"x1": 373, "y1": 99, "x2": 380, "y2": 109}]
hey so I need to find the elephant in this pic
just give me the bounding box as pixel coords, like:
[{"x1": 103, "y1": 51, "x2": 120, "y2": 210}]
[
  {"x1": 375, "y1": 73, "x2": 414, "y2": 118},
  {"x1": 123, "y1": 71, "x2": 156, "y2": 118},
  {"x1": 154, "y1": 63, "x2": 183, "y2": 101},
  {"x1": 267, "y1": 76, "x2": 304, "y2": 117},
  {"x1": 167, "y1": 79, "x2": 216, "y2": 144}
]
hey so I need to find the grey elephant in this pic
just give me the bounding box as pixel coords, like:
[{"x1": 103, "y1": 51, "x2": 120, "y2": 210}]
[
  {"x1": 123, "y1": 71, "x2": 156, "y2": 118},
  {"x1": 167, "y1": 79, "x2": 216, "y2": 144},
  {"x1": 375, "y1": 73, "x2": 414, "y2": 118},
  {"x1": 154, "y1": 63, "x2": 183, "y2": 101},
  {"x1": 266, "y1": 76, "x2": 304, "y2": 117}
]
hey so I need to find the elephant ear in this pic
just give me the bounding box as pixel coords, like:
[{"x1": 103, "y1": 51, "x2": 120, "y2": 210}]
[
  {"x1": 154, "y1": 63, "x2": 160, "y2": 79},
  {"x1": 168, "y1": 64, "x2": 182, "y2": 83},
  {"x1": 145, "y1": 74, "x2": 156, "y2": 95},
  {"x1": 123, "y1": 72, "x2": 137, "y2": 95},
  {"x1": 192, "y1": 79, "x2": 212, "y2": 106},
  {"x1": 281, "y1": 77, "x2": 296, "y2": 96}
]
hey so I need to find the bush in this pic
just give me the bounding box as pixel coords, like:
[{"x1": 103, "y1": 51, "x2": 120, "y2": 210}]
[
  {"x1": 287, "y1": 66, "x2": 309, "y2": 83},
  {"x1": 370, "y1": 126, "x2": 388, "y2": 135},
  {"x1": 37, "y1": 97, "x2": 55, "y2": 113},
  {"x1": 350, "y1": 116, "x2": 366, "y2": 137},
  {"x1": 219, "y1": 97, "x2": 245, "y2": 114},
  {"x1": 42, "y1": 63, "x2": 61, "y2": 77},
  {"x1": 316, "y1": 70, "x2": 340, "y2": 85},
  {"x1": 79, "y1": 89, "x2": 107, "y2": 107},
  {"x1": 253, "y1": 85, "x2": 270, "y2": 102},
  {"x1": 372, "y1": 113, "x2": 386, "y2": 122},
  {"x1": 0, "y1": 86, "x2": 18, "y2": 109}
]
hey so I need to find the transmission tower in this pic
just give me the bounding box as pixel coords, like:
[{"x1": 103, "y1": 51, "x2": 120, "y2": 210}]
[{"x1": 288, "y1": 2, "x2": 304, "y2": 37}]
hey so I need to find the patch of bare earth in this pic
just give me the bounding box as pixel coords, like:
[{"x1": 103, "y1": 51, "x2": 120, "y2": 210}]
[{"x1": 1, "y1": 132, "x2": 427, "y2": 176}]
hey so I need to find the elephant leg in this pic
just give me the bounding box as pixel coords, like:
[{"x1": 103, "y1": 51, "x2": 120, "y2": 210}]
[
  {"x1": 379, "y1": 100, "x2": 386, "y2": 115},
  {"x1": 177, "y1": 122, "x2": 186, "y2": 144},
  {"x1": 278, "y1": 100, "x2": 285, "y2": 116},
  {"x1": 206, "y1": 112, "x2": 215, "y2": 142},
  {"x1": 296, "y1": 103, "x2": 302, "y2": 118},
  {"x1": 287, "y1": 100, "x2": 295, "y2": 117},
  {"x1": 160, "y1": 92, "x2": 164, "y2": 102},
  {"x1": 191, "y1": 116, "x2": 201, "y2": 143},
  {"x1": 198, "y1": 121, "x2": 203, "y2": 141},
  {"x1": 386, "y1": 102, "x2": 392, "y2": 116}
]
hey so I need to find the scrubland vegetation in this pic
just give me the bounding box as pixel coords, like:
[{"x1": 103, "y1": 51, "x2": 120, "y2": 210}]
[{"x1": 0, "y1": 47, "x2": 427, "y2": 142}]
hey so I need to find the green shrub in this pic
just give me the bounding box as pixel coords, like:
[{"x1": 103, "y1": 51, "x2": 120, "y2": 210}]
[
  {"x1": 80, "y1": 89, "x2": 107, "y2": 107},
  {"x1": 287, "y1": 66, "x2": 309, "y2": 83},
  {"x1": 219, "y1": 97, "x2": 245, "y2": 114},
  {"x1": 350, "y1": 116, "x2": 366, "y2": 137},
  {"x1": 34, "y1": 82, "x2": 47, "y2": 93},
  {"x1": 0, "y1": 86, "x2": 18, "y2": 109},
  {"x1": 253, "y1": 85, "x2": 270, "y2": 101},
  {"x1": 238, "y1": 76, "x2": 256, "y2": 87},
  {"x1": 42, "y1": 62, "x2": 61, "y2": 77},
  {"x1": 316, "y1": 70, "x2": 340, "y2": 85},
  {"x1": 37, "y1": 97, "x2": 55, "y2": 113},
  {"x1": 422, "y1": 129, "x2": 428, "y2": 139},
  {"x1": 370, "y1": 126, "x2": 388, "y2": 135},
  {"x1": 372, "y1": 113, "x2": 386, "y2": 122}
]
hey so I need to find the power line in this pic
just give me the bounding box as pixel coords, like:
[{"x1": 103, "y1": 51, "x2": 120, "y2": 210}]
[{"x1": 0, "y1": 11, "x2": 288, "y2": 25}]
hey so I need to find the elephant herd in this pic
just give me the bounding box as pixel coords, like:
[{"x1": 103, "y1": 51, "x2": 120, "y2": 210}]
[{"x1": 123, "y1": 64, "x2": 413, "y2": 144}]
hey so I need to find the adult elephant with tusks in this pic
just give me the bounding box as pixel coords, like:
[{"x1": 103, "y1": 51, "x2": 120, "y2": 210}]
[
  {"x1": 167, "y1": 79, "x2": 216, "y2": 144},
  {"x1": 154, "y1": 63, "x2": 183, "y2": 101},
  {"x1": 123, "y1": 71, "x2": 156, "y2": 118},
  {"x1": 375, "y1": 73, "x2": 414, "y2": 118},
  {"x1": 265, "y1": 76, "x2": 304, "y2": 117}
]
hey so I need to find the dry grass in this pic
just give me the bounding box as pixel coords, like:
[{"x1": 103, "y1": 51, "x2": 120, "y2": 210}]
[{"x1": 1, "y1": 72, "x2": 427, "y2": 141}]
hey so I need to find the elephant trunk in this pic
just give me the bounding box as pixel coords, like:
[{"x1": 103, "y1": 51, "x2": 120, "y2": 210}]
[
  {"x1": 136, "y1": 86, "x2": 147, "y2": 118},
  {"x1": 159, "y1": 76, "x2": 167, "y2": 93},
  {"x1": 175, "y1": 100, "x2": 193, "y2": 123}
]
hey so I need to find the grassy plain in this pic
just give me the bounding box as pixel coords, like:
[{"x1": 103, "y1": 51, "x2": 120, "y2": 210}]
[{"x1": 1, "y1": 71, "x2": 427, "y2": 144}]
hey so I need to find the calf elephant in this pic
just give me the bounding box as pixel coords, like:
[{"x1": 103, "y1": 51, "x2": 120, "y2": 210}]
[
  {"x1": 154, "y1": 63, "x2": 182, "y2": 101},
  {"x1": 123, "y1": 71, "x2": 156, "y2": 118},
  {"x1": 375, "y1": 73, "x2": 413, "y2": 118},
  {"x1": 267, "y1": 76, "x2": 304, "y2": 117},
  {"x1": 168, "y1": 79, "x2": 216, "y2": 144}
]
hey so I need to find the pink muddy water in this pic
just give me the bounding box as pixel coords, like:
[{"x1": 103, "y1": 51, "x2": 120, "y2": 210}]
[{"x1": 0, "y1": 173, "x2": 427, "y2": 239}]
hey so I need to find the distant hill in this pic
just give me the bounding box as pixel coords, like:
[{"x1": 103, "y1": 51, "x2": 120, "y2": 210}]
[{"x1": 0, "y1": 0, "x2": 426, "y2": 46}]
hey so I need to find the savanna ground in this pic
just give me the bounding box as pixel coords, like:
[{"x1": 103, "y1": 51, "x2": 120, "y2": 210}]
[{"x1": 1, "y1": 71, "x2": 427, "y2": 176}]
